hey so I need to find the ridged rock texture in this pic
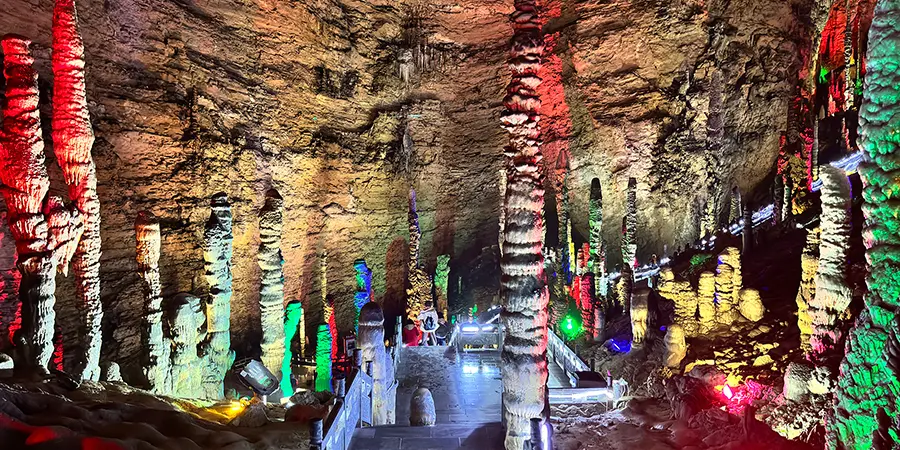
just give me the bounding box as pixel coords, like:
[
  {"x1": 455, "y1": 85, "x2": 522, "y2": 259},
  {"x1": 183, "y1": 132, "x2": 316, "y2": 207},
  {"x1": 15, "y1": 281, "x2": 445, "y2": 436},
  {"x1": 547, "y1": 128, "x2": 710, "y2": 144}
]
[
  {"x1": 697, "y1": 271, "x2": 716, "y2": 334},
  {"x1": 434, "y1": 254, "x2": 449, "y2": 316},
  {"x1": 810, "y1": 166, "x2": 853, "y2": 357},
  {"x1": 832, "y1": 0, "x2": 900, "y2": 446},
  {"x1": 714, "y1": 247, "x2": 742, "y2": 326},
  {"x1": 170, "y1": 293, "x2": 204, "y2": 398},
  {"x1": 281, "y1": 300, "x2": 303, "y2": 396},
  {"x1": 588, "y1": 178, "x2": 606, "y2": 307},
  {"x1": 135, "y1": 211, "x2": 169, "y2": 393},
  {"x1": 658, "y1": 268, "x2": 698, "y2": 336},
  {"x1": 201, "y1": 193, "x2": 234, "y2": 399},
  {"x1": 620, "y1": 177, "x2": 637, "y2": 312},
  {"x1": 51, "y1": 0, "x2": 102, "y2": 382},
  {"x1": 359, "y1": 301, "x2": 395, "y2": 425},
  {"x1": 1, "y1": 35, "x2": 58, "y2": 373},
  {"x1": 0, "y1": 0, "x2": 831, "y2": 376},
  {"x1": 353, "y1": 259, "x2": 373, "y2": 333},
  {"x1": 257, "y1": 189, "x2": 285, "y2": 378},
  {"x1": 406, "y1": 189, "x2": 431, "y2": 322},
  {"x1": 499, "y1": 1, "x2": 550, "y2": 447},
  {"x1": 796, "y1": 228, "x2": 820, "y2": 353}
]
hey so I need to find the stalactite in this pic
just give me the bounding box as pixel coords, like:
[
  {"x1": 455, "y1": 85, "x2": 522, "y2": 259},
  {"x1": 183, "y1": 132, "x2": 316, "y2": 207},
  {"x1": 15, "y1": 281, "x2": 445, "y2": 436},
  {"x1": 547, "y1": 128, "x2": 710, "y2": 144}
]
[
  {"x1": 728, "y1": 187, "x2": 741, "y2": 224},
  {"x1": 810, "y1": 166, "x2": 852, "y2": 357},
  {"x1": 201, "y1": 193, "x2": 234, "y2": 399},
  {"x1": 359, "y1": 302, "x2": 396, "y2": 425},
  {"x1": 1, "y1": 35, "x2": 57, "y2": 373},
  {"x1": 566, "y1": 219, "x2": 575, "y2": 282},
  {"x1": 353, "y1": 259, "x2": 373, "y2": 333},
  {"x1": 844, "y1": 0, "x2": 856, "y2": 112},
  {"x1": 811, "y1": 108, "x2": 822, "y2": 186},
  {"x1": 499, "y1": 0, "x2": 550, "y2": 445},
  {"x1": 796, "y1": 228, "x2": 819, "y2": 353},
  {"x1": 434, "y1": 255, "x2": 449, "y2": 318},
  {"x1": 258, "y1": 190, "x2": 285, "y2": 378},
  {"x1": 703, "y1": 66, "x2": 725, "y2": 236},
  {"x1": 406, "y1": 189, "x2": 431, "y2": 322},
  {"x1": 831, "y1": 6, "x2": 900, "y2": 442},
  {"x1": 170, "y1": 293, "x2": 204, "y2": 398},
  {"x1": 555, "y1": 152, "x2": 571, "y2": 286},
  {"x1": 783, "y1": 175, "x2": 793, "y2": 223},
  {"x1": 51, "y1": 0, "x2": 103, "y2": 382},
  {"x1": 281, "y1": 300, "x2": 303, "y2": 396},
  {"x1": 315, "y1": 324, "x2": 332, "y2": 393},
  {"x1": 135, "y1": 212, "x2": 169, "y2": 393},
  {"x1": 320, "y1": 252, "x2": 337, "y2": 361}
]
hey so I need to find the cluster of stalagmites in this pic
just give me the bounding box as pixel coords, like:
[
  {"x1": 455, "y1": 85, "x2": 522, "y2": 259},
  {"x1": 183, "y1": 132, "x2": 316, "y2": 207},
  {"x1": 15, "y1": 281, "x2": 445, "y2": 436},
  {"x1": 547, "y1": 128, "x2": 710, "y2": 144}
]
[
  {"x1": 658, "y1": 247, "x2": 765, "y2": 369},
  {"x1": 0, "y1": 0, "x2": 102, "y2": 377},
  {"x1": 499, "y1": 1, "x2": 550, "y2": 448}
]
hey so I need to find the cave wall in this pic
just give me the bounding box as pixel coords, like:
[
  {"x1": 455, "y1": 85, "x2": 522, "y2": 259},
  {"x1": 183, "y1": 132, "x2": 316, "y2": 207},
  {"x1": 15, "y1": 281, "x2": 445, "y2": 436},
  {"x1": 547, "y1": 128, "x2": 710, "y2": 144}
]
[{"x1": 0, "y1": 0, "x2": 824, "y2": 378}]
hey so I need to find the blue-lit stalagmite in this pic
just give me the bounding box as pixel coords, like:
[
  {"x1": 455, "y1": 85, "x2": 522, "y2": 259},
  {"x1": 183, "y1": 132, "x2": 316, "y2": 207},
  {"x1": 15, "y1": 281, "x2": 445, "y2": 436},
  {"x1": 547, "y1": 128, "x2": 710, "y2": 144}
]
[{"x1": 498, "y1": 0, "x2": 550, "y2": 447}]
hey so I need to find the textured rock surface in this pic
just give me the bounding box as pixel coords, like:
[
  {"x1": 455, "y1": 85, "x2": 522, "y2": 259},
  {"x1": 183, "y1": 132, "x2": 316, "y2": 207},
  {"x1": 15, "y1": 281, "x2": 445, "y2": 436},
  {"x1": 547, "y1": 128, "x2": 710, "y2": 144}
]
[
  {"x1": 409, "y1": 386, "x2": 436, "y2": 426},
  {"x1": 796, "y1": 228, "x2": 820, "y2": 352},
  {"x1": 135, "y1": 211, "x2": 169, "y2": 393},
  {"x1": 201, "y1": 193, "x2": 234, "y2": 399},
  {"x1": 258, "y1": 189, "x2": 285, "y2": 378},
  {"x1": 0, "y1": 0, "x2": 827, "y2": 377},
  {"x1": 170, "y1": 292, "x2": 204, "y2": 398},
  {"x1": 358, "y1": 301, "x2": 396, "y2": 425}
]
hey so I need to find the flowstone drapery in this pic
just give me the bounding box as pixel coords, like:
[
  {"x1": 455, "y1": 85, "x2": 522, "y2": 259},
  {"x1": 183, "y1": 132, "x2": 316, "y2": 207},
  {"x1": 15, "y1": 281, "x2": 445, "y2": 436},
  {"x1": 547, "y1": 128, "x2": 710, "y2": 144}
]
[
  {"x1": 359, "y1": 302, "x2": 396, "y2": 425},
  {"x1": 135, "y1": 212, "x2": 169, "y2": 393},
  {"x1": 406, "y1": 189, "x2": 432, "y2": 322},
  {"x1": 1, "y1": 36, "x2": 66, "y2": 373},
  {"x1": 810, "y1": 166, "x2": 852, "y2": 356},
  {"x1": 258, "y1": 190, "x2": 285, "y2": 377},
  {"x1": 498, "y1": 0, "x2": 551, "y2": 446},
  {"x1": 52, "y1": 0, "x2": 103, "y2": 381},
  {"x1": 202, "y1": 193, "x2": 234, "y2": 399},
  {"x1": 831, "y1": 2, "x2": 900, "y2": 445}
]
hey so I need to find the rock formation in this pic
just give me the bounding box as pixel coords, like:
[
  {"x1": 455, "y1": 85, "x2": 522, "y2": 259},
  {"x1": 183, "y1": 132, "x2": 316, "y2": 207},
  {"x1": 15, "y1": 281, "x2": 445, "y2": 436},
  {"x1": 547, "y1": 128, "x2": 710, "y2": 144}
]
[
  {"x1": 697, "y1": 272, "x2": 716, "y2": 334},
  {"x1": 135, "y1": 212, "x2": 169, "y2": 393},
  {"x1": 435, "y1": 255, "x2": 450, "y2": 316},
  {"x1": 620, "y1": 178, "x2": 638, "y2": 311},
  {"x1": 658, "y1": 268, "x2": 698, "y2": 336},
  {"x1": 715, "y1": 247, "x2": 742, "y2": 325},
  {"x1": 409, "y1": 387, "x2": 436, "y2": 426},
  {"x1": 51, "y1": 0, "x2": 103, "y2": 381},
  {"x1": 1, "y1": 35, "x2": 60, "y2": 373},
  {"x1": 742, "y1": 197, "x2": 753, "y2": 254},
  {"x1": 498, "y1": 1, "x2": 550, "y2": 446},
  {"x1": 738, "y1": 288, "x2": 765, "y2": 322},
  {"x1": 353, "y1": 259, "x2": 373, "y2": 333},
  {"x1": 631, "y1": 287, "x2": 649, "y2": 346},
  {"x1": 258, "y1": 190, "x2": 285, "y2": 378},
  {"x1": 664, "y1": 324, "x2": 686, "y2": 369},
  {"x1": 281, "y1": 300, "x2": 303, "y2": 396},
  {"x1": 170, "y1": 293, "x2": 205, "y2": 398},
  {"x1": 314, "y1": 324, "x2": 332, "y2": 393},
  {"x1": 589, "y1": 178, "x2": 607, "y2": 307},
  {"x1": 320, "y1": 252, "x2": 337, "y2": 360},
  {"x1": 832, "y1": 2, "x2": 900, "y2": 445},
  {"x1": 406, "y1": 189, "x2": 431, "y2": 322},
  {"x1": 810, "y1": 166, "x2": 852, "y2": 356},
  {"x1": 202, "y1": 193, "x2": 234, "y2": 399},
  {"x1": 774, "y1": 175, "x2": 784, "y2": 226},
  {"x1": 358, "y1": 302, "x2": 396, "y2": 425},
  {"x1": 795, "y1": 228, "x2": 819, "y2": 352}
]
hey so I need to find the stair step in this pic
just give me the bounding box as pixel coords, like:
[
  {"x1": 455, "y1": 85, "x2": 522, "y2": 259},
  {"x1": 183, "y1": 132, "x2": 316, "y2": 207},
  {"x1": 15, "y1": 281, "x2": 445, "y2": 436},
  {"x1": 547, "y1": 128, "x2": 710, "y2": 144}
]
[{"x1": 350, "y1": 423, "x2": 504, "y2": 450}]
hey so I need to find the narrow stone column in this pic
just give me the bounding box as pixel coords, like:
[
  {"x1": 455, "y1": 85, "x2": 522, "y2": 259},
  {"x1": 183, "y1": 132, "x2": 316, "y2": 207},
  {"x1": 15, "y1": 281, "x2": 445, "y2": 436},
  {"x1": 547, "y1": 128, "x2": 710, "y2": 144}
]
[
  {"x1": 170, "y1": 293, "x2": 204, "y2": 398},
  {"x1": 435, "y1": 255, "x2": 450, "y2": 317},
  {"x1": 202, "y1": 193, "x2": 234, "y2": 399},
  {"x1": 281, "y1": 300, "x2": 303, "y2": 396},
  {"x1": 135, "y1": 212, "x2": 170, "y2": 393},
  {"x1": 52, "y1": 0, "x2": 103, "y2": 381},
  {"x1": 258, "y1": 190, "x2": 285, "y2": 378},
  {"x1": 406, "y1": 189, "x2": 431, "y2": 322},
  {"x1": 1, "y1": 35, "x2": 57, "y2": 373},
  {"x1": 589, "y1": 178, "x2": 606, "y2": 306},
  {"x1": 359, "y1": 302, "x2": 396, "y2": 425},
  {"x1": 498, "y1": 2, "x2": 550, "y2": 446},
  {"x1": 315, "y1": 324, "x2": 332, "y2": 393}
]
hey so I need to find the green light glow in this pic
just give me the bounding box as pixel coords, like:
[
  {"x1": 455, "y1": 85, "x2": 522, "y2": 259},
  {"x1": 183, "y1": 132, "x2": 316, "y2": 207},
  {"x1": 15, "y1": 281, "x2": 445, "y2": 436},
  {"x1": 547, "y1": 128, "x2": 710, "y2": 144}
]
[
  {"x1": 315, "y1": 324, "x2": 332, "y2": 392},
  {"x1": 559, "y1": 305, "x2": 584, "y2": 341},
  {"x1": 280, "y1": 301, "x2": 303, "y2": 396},
  {"x1": 819, "y1": 66, "x2": 829, "y2": 84}
]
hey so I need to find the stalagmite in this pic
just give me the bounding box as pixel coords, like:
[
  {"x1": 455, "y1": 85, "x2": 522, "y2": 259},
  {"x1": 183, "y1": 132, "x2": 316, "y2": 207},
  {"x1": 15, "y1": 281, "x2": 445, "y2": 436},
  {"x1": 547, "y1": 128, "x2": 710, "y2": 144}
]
[
  {"x1": 795, "y1": 228, "x2": 819, "y2": 352},
  {"x1": 170, "y1": 293, "x2": 204, "y2": 398},
  {"x1": 738, "y1": 288, "x2": 765, "y2": 322},
  {"x1": 52, "y1": 0, "x2": 103, "y2": 381},
  {"x1": 556, "y1": 153, "x2": 571, "y2": 286},
  {"x1": 281, "y1": 300, "x2": 303, "y2": 396},
  {"x1": 782, "y1": 175, "x2": 793, "y2": 223},
  {"x1": 844, "y1": 0, "x2": 856, "y2": 112},
  {"x1": 664, "y1": 324, "x2": 686, "y2": 369},
  {"x1": 410, "y1": 388, "x2": 436, "y2": 426},
  {"x1": 135, "y1": 212, "x2": 169, "y2": 393},
  {"x1": 406, "y1": 189, "x2": 432, "y2": 322},
  {"x1": 353, "y1": 259, "x2": 373, "y2": 333},
  {"x1": 202, "y1": 193, "x2": 234, "y2": 399},
  {"x1": 697, "y1": 272, "x2": 716, "y2": 333},
  {"x1": 589, "y1": 178, "x2": 607, "y2": 305},
  {"x1": 435, "y1": 255, "x2": 450, "y2": 317},
  {"x1": 631, "y1": 288, "x2": 649, "y2": 346},
  {"x1": 623, "y1": 178, "x2": 638, "y2": 268},
  {"x1": 832, "y1": 3, "x2": 900, "y2": 443},
  {"x1": 499, "y1": 167, "x2": 507, "y2": 255},
  {"x1": 658, "y1": 268, "x2": 698, "y2": 336},
  {"x1": 499, "y1": 1, "x2": 551, "y2": 446},
  {"x1": 715, "y1": 247, "x2": 742, "y2": 325},
  {"x1": 811, "y1": 108, "x2": 821, "y2": 185},
  {"x1": 810, "y1": 166, "x2": 852, "y2": 356},
  {"x1": 728, "y1": 187, "x2": 741, "y2": 224},
  {"x1": 358, "y1": 302, "x2": 396, "y2": 425},
  {"x1": 314, "y1": 324, "x2": 332, "y2": 393},
  {"x1": 258, "y1": 190, "x2": 285, "y2": 380},
  {"x1": 1, "y1": 35, "x2": 57, "y2": 372}
]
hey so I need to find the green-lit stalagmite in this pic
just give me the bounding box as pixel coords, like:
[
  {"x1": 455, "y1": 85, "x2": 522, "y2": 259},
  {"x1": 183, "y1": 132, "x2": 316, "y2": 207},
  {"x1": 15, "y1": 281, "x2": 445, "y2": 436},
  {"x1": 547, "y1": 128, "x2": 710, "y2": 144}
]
[
  {"x1": 499, "y1": 1, "x2": 550, "y2": 447},
  {"x1": 281, "y1": 301, "x2": 303, "y2": 396},
  {"x1": 831, "y1": 1, "x2": 900, "y2": 446}
]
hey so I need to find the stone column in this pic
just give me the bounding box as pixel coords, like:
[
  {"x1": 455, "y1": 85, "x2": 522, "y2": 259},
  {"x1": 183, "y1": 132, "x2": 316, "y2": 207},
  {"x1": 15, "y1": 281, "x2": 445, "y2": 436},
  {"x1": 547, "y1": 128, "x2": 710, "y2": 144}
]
[
  {"x1": 353, "y1": 259, "x2": 373, "y2": 332},
  {"x1": 202, "y1": 193, "x2": 234, "y2": 399},
  {"x1": 435, "y1": 255, "x2": 450, "y2": 317},
  {"x1": 135, "y1": 212, "x2": 170, "y2": 393},
  {"x1": 281, "y1": 300, "x2": 303, "y2": 396},
  {"x1": 52, "y1": 0, "x2": 103, "y2": 381},
  {"x1": 589, "y1": 178, "x2": 607, "y2": 307},
  {"x1": 498, "y1": 2, "x2": 550, "y2": 447},
  {"x1": 359, "y1": 302, "x2": 396, "y2": 425},
  {"x1": 315, "y1": 324, "x2": 332, "y2": 393},
  {"x1": 258, "y1": 190, "x2": 285, "y2": 378},
  {"x1": 170, "y1": 293, "x2": 204, "y2": 398},
  {"x1": 406, "y1": 189, "x2": 431, "y2": 322}
]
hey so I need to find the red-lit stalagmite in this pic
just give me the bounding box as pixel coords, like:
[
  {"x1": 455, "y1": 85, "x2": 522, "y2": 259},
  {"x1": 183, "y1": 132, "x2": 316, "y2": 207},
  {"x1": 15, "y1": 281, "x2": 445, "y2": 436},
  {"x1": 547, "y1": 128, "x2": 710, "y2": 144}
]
[
  {"x1": 52, "y1": 0, "x2": 103, "y2": 381},
  {"x1": 498, "y1": 1, "x2": 550, "y2": 447},
  {"x1": 258, "y1": 190, "x2": 286, "y2": 380},
  {"x1": 135, "y1": 212, "x2": 170, "y2": 393},
  {"x1": 1, "y1": 35, "x2": 58, "y2": 372}
]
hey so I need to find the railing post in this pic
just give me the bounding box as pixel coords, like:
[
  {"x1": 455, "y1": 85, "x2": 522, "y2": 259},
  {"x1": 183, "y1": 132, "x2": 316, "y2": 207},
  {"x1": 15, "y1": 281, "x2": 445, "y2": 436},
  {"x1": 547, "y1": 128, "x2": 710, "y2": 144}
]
[
  {"x1": 365, "y1": 360, "x2": 373, "y2": 377},
  {"x1": 309, "y1": 418, "x2": 323, "y2": 450},
  {"x1": 353, "y1": 348, "x2": 363, "y2": 369},
  {"x1": 334, "y1": 377, "x2": 346, "y2": 400}
]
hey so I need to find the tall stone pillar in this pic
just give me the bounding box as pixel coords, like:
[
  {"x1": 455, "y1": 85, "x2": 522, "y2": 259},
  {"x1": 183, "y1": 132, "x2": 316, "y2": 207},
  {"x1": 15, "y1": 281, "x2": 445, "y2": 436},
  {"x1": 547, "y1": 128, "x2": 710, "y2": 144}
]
[
  {"x1": 258, "y1": 190, "x2": 286, "y2": 378},
  {"x1": 359, "y1": 302, "x2": 396, "y2": 425},
  {"x1": 135, "y1": 212, "x2": 170, "y2": 393},
  {"x1": 202, "y1": 193, "x2": 234, "y2": 399}
]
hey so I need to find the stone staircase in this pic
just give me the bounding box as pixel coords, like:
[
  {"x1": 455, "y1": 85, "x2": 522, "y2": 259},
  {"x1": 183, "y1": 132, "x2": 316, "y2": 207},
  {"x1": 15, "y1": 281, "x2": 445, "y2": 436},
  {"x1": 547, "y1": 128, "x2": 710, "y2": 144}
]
[{"x1": 349, "y1": 422, "x2": 504, "y2": 450}]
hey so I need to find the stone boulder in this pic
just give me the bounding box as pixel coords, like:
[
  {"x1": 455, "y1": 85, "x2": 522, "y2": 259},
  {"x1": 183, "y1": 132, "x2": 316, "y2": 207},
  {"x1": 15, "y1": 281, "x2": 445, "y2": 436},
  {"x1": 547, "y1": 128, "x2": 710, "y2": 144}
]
[{"x1": 409, "y1": 387, "x2": 436, "y2": 426}]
